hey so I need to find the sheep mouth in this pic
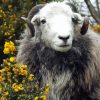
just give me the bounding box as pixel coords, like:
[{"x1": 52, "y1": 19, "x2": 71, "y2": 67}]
[
  {"x1": 53, "y1": 44, "x2": 71, "y2": 52},
  {"x1": 58, "y1": 44, "x2": 70, "y2": 47}
]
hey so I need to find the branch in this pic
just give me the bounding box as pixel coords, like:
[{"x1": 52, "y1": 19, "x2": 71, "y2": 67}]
[
  {"x1": 84, "y1": 0, "x2": 100, "y2": 24},
  {"x1": 96, "y1": 0, "x2": 100, "y2": 12}
]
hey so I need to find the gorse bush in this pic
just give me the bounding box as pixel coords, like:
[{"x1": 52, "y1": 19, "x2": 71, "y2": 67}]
[
  {"x1": 0, "y1": 0, "x2": 51, "y2": 99},
  {"x1": 0, "y1": 26, "x2": 49, "y2": 100},
  {"x1": 0, "y1": 1, "x2": 23, "y2": 65},
  {"x1": 0, "y1": 55, "x2": 49, "y2": 100}
]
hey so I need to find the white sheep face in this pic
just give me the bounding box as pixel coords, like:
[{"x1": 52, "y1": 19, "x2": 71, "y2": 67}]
[{"x1": 31, "y1": 2, "x2": 77, "y2": 52}]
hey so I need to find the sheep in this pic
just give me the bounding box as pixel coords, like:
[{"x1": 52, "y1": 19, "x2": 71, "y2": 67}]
[{"x1": 16, "y1": 2, "x2": 100, "y2": 100}]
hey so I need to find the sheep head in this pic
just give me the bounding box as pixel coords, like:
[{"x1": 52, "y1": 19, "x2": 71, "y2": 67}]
[{"x1": 22, "y1": 2, "x2": 89, "y2": 52}]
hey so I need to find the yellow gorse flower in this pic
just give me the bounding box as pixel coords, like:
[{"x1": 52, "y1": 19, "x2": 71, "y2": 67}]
[
  {"x1": 28, "y1": 74, "x2": 34, "y2": 81},
  {"x1": 12, "y1": 83, "x2": 24, "y2": 92},
  {"x1": 44, "y1": 84, "x2": 49, "y2": 95},
  {"x1": 12, "y1": 64, "x2": 28, "y2": 76},
  {"x1": 4, "y1": 32, "x2": 11, "y2": 36},
  {"x1": 0, "y1": 68, "x2": 6, "y2": 73},
  {"x1": 34, "y1": 96, "x2": 39, "y2": 100},
  {"x1": 0, "y1": 88, "x2": 3, "y2": 92},
  {"x1": 3, "y1": 48, "x2": 10, "y2": 54},
  {"x1": 40, "y1": 95, "x2": 47, "y2": 100},
  {"x1": 3, "y1": 41, "x2": 16, "y2": 54},
  {"x1": 19, "y1": 69, "x2": 28, "y2": 76},
  {"x1": 0, "y1": 75, "x2": 5, "y2": 82},
  {"x1": 19, "y1": 65, "x2": 28, "y2": 76},
  {"x1": 1, "y1": 96, "x2": 6, "y2": 100},
  {"x1": 4, "y1": 91, "x2": 9, "y2": 96},
  {"x1": 21, "y1": 65, "x2": 27, "y2": 69},
  {"x1": 9, "y1": 57, "x2": 16, "y2": 62}
]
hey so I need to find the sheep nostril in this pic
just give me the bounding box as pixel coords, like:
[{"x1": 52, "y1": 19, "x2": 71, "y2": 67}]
[{"x1": 58, "y1": 35, "x2": 70, "y2": 42}]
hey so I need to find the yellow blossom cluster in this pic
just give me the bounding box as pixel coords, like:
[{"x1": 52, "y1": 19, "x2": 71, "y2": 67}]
[
  {"x1": 13, "y1": 64, "x2": 28, "y2": 76},
  {"x1": 44, "y1": 84, "x2": 49, "y2": 95},
  {"x1": 0, "y1": 8, "x2": 6, "y2": 18},
  {"x1": 12, "y1": 83, "x2": 24, "y2": 92},
  {"x1": 0, "y1": 91, "x2": 9, "y2": 100},
  {"x1": 3, "y1": 41, "x2": 16, "y2": 54},
  {"x1": 0, "y1": 75, "x2": 5, "y2": 82},
  {"x1": 0, "y1": 58, "x2": 49, "y2": 99},
  {"x1": 9, "y1": 56, "x2": 16, "y2": 62},
  {"x1": 28, "y1": 74, "x2": 34, "y2": 81},
  {"x1": 34, "y1": 84, "x2": 49, "y2": 100},
  {"x1": 19, "y1": 65, "x2": 28, "y2": 76},
  {"x1": 1, "y1": 30, "x2": 49, "y2": 99},
  {"x1": 34, "y1": 95, "x2": 47, "y2": 100},
  {"x1": 0, "y1": 7, "x2": 16, "y2": 40}
]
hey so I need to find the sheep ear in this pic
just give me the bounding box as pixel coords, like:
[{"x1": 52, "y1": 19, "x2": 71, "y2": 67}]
[
  {"x1": 73, "y1": 13, "x2": 89, "y2": 35},
  {"x1": 21, "y1": 17, "x2": 35, "y2": 37},
  {"x1": 80, "y1": 17, "x2": 89, "y2": 35}
]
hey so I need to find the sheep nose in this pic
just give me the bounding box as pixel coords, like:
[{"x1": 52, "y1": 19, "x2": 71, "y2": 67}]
[{"x1": 58, "y1": 35, "x2": 70, "y2": 42}]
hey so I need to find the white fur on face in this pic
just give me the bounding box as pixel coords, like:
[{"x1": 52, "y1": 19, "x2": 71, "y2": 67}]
[{"x1": 31, "y1": 2, "x2": 75, "y2": 52}]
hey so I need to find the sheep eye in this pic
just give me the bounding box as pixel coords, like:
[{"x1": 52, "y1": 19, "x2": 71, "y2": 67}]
[
  {"x1": 72, "y1": 17, "x2": 78, "y2": 24},
  {"x1": 40, "y1": 19, "x2": 46, "y2": 24}
]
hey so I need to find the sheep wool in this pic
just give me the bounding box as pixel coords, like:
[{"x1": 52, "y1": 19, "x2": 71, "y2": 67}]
[{"x1": 17, "y1": 2, "x2": 100, "y2": 100}]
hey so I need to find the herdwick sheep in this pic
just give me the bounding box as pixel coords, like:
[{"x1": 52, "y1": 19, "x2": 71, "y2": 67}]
[{"x1": 17, "y1": 2, "x2": 100, "y2": 100}]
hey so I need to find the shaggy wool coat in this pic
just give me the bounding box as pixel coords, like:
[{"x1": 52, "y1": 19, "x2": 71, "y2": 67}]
[{"x1": 17, "y1": 30, "x2": 100, "y2": 100}]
